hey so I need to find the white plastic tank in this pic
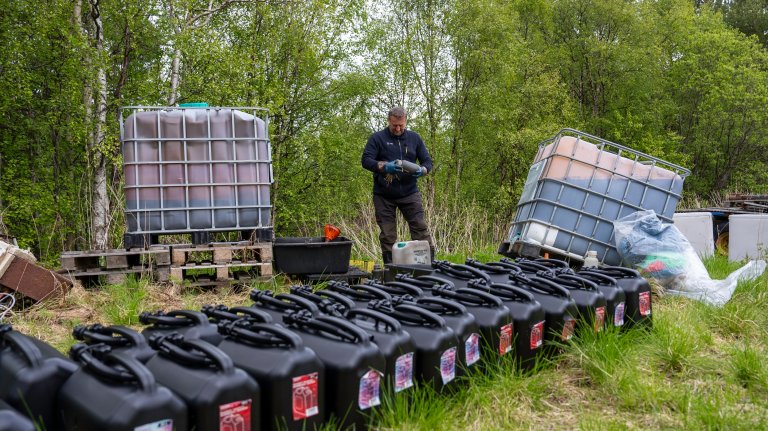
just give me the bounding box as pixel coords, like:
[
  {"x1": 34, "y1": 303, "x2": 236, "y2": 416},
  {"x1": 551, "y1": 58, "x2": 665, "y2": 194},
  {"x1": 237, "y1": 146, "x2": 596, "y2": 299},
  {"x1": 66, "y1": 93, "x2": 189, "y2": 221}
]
[
  {"x1": 728, "y1": 214, "x2": 768, "y2": 261},
  {"x1": 672, "y1": 212, "x2": 714, "y2": 257},
  {"x1": 392, "y1": 240, "x2": 431, "y2": 265}
]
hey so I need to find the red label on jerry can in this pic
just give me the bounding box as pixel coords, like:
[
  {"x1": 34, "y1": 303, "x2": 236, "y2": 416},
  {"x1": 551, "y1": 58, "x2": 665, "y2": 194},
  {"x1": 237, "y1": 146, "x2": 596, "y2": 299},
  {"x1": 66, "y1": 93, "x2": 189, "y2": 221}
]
[
  {"x1": 561, "y1": 319, "x2": 575, "y2": 341},
  {"x1": 498, "y1": 324, "x2": 513, "y2": 355},
  {"x1": 639, "y1": 292, "x2": 651, "y2": 316},
  {"x1": 530, "y1": 321, "x2": 544, "y2": 350},
  {"x1": 594, "y1": 306, "x2": 606, "y2": 332},
  {"x1": 219, "y1": 399, "x2": 251, "y2": 431},
  {"x1": 292, "y1": 372, "x2": 319, "y2": 420}
]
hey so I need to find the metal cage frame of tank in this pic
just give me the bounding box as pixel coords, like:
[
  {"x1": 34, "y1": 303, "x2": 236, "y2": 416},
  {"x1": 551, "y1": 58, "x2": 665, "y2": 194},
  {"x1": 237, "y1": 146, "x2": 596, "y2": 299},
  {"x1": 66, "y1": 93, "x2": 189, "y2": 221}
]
[
  {"x1": 507, "y1": 128, "x2": 691, "y2": 264},
  {"x1": 119, "y1": 106, "x2": 273, "y2": 235}
]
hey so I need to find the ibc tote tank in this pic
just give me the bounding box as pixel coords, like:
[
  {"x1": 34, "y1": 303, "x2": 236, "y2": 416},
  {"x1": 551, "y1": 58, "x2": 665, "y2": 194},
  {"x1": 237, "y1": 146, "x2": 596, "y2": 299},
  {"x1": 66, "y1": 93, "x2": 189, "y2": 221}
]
[{"x1": 120, "y1": 106, "x2": 273, "y2": 237}]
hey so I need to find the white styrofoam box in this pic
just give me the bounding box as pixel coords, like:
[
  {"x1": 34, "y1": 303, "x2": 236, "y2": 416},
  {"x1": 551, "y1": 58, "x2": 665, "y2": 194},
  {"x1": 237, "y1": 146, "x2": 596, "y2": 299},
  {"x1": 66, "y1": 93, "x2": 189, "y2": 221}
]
[
  {"x1": 673, "y1": 212, "x2": 714, "y2": 257},
  {"x1": 729, "y1": 214, "x2": 768, "y2": 261}
]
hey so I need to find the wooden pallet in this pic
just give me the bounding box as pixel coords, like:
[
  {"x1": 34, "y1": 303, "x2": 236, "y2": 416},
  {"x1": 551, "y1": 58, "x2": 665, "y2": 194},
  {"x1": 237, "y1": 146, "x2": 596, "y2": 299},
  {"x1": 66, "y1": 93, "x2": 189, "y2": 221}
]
[
  {"x1": 170, "y1": 242, "x2": 272, "y2": 266},
  {"x1": 59, "y1": 267, "x2": 169, "y2": 286},
  {"x1": 169, "y1": 262, "x2": 272, "y2": 282},
  {"x1": 60, "y1": 247, "x2": 170, "y2": 271}
]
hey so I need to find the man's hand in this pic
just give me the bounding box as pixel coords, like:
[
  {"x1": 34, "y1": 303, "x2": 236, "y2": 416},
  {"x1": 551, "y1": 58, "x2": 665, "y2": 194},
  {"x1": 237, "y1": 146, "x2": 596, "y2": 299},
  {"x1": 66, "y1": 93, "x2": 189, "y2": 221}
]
[
  {"x1": 412, "y1": 166, "x2": 427, "y2": 178},
  {"x1": 384, "y1": 161, "x2": 401, "y2": 174}
]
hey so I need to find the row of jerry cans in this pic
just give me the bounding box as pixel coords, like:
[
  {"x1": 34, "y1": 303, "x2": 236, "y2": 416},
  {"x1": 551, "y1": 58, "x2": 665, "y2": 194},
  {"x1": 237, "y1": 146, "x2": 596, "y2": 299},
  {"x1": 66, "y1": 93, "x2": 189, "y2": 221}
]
[{"x1": 0, "y1": 258, "x2": 652, "y2": 431}]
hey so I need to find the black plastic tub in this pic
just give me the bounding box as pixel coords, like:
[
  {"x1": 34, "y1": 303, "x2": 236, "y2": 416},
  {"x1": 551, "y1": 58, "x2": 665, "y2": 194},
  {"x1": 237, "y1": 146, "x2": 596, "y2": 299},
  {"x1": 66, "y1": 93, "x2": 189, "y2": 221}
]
[
  {"x1": 144, "y1": 333, "x2": 261, "y2": 431},
  {"x1": 139, "y1": 310, "x2": 223, "y2": 346},
  {"x1": 283, "y1": 310, "x2": 386, "y2": 430},
  {"x1": 59, "y1": 344, "x2": 187, "y2": 431},
  {"x1": 216, "y1": 319, "x2": 326, "y2": 431},
  {"x1": 0, "y1": 399, "x2": 35, "y2": 431},
  {"x1": 273, "y1": 237, "x2": 353, "y2": 275},
  {"x1": 72, "y1": 323, "x2": 156, "y2": 363},
  {"x1": 0, "y1": 325, "x2": 78, "y2": 431}
]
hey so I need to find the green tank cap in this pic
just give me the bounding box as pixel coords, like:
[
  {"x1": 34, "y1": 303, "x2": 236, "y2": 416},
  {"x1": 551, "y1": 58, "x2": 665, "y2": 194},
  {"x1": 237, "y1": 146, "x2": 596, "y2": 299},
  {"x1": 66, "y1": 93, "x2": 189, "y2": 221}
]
[
  {"x1": 179, "y1": 102, "x2": 209, "y2": 107},
  {"x1": 396, "y1": 242, "x2": 406, "y2": 248}
]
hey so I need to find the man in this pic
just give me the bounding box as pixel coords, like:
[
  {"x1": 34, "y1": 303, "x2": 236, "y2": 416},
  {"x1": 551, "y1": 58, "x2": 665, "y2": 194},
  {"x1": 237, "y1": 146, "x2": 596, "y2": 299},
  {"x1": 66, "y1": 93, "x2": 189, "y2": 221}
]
[{"x1": 361, "y1": 106, "x2": 435, "y2": 264}]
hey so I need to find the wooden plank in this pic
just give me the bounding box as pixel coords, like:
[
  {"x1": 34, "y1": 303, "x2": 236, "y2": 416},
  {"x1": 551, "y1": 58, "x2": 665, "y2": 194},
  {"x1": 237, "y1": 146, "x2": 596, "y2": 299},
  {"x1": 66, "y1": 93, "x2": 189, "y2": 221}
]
[
  {"x1": 213, "y1": 248, "x2": 233, "y2": 264},
  {"x1": 106, "y1": 254, "x2": 129, "y2": 269}
]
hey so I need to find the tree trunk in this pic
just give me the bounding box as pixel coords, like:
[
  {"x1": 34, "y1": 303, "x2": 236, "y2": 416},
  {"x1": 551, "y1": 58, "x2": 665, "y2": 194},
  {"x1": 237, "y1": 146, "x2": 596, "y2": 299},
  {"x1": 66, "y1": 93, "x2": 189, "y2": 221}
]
[
  {"x1": 169, "y1": 47, "x2": 181, "y2": 105},
  {"x1": 89, "y1": 0, "x2": 110, "y2": 250}
]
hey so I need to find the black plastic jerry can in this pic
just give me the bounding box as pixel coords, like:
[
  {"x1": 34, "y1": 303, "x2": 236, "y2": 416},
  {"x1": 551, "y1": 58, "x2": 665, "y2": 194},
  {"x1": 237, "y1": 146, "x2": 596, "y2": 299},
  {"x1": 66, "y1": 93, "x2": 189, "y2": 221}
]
[
  {"x1": 290, "y1": 285, "x2": 418, "y2": 395},
  {"x1": 72, "y1": 323, "x2": 156, "y2": 363},
  {"x1": 0, "y1": 325, "x2": 78, "y2": 431},
  {"x1": 394, "y1": 294, "x2": 480, "y2": 376},
  {"x1": 325, "y1": 281, "x2": 392, "y2": 309},
  {"x1": 503, "y1": 273, "x2": 579, "y2": 345},
  {"x1": 59, "y1": 344, "x2": 187, "y2": 431},
  {"x1": 581, "y1": 266, "x2": 652, "y2": 328},
  {"x1": 250, "y1": 290, "x2": 321, "y2": 323},
  {"x1": 144, "y1": 333, "x2": 261, "y2": 431},
  {"x1": 368, "y1": 300, "x2": 460, "y2": 393},
  {"x1": 216, "y1": 319, "x2": 326, "y2": 431},
  {"x1": 0, "y1": 399, "x2": 35, "y2": 431},
  {"x1": 282, "y1": 310, "x2": 386, "y2": 431},
  {"x1": 574, "y1": 271, "x2": 628, "y2": 329},
  {"x1": 459, "y1": 279, "x2": 546, "y2": 368},
  {"x1": 139, "y1": 309, "x2": 223, "y2": 345},
  {"x1": 543, "y1": 273, "x2": 608, "y2": 334}
]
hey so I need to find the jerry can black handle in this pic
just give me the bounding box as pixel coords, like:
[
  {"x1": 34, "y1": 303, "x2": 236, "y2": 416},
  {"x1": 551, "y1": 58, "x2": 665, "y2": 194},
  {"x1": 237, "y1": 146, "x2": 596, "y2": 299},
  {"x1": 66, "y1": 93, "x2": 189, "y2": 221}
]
[
  {"x1": 365, "y1": 280, "x2": 424, "y2": 297},
  {"x1": 391, "y1": 303, "x2": 447, "y2": 328},
  {"x1": 521, "y1": 276, "x2": 572, "y2": 298},
  {"x1": 313, "y1": 290, "x2": 357, "y2": 310},
  {"x1": 252, "y1": 291, "x2": 319, "y2": 313},
  {"x1": 486, "y1": 282, "x2": 536, "y2": 303},
  {"x1": 434, "y1": 261, "x2": 487, "y2": 281},
  {"x1": 149, "y1": 333, "x2": 234, "y2": 373},
  {"x1": 414, "y1": 296, "x2": 467, "y2": 315},
  {"x1": 337, "y1": 283, "x2": 392, "y2": 301},
  {"x1": 73, "y1": 324, "x2": 146, "y2": 348},
  {"x1": 416, "y1": 275, "x2": 456, "y2": 289},
  {"x1": 491, "y1": 260, "x2": 525, "y2": 274},
  {"x1": 72, "y1": 345, "x2": 133, "y2": 382},
  {"x1": 576, "y1": 270, "x2": 619, "y2": 286},
  {"x1": 441, "y1": 287, "x2": 504, "y2": 307},
  {"x1": 3, "y1": 330, "x2": 43, "y2": 367},
  {"x1": 225, "y1": 320, "x2": 303, "y2": 349},
  {"x1": 289, "y1": 288, "x2": 352, "y2": 317},
  {"x1": 201, "y1": 304, "x2": 273, "y2": 324},
  {"x1": 274, "y1": 293, "x2": 321, "y2": 313},
  {"x1": 284, "y1": 312, "x2": 369, "y2": 343},
  {"x1": 346, "y1": 309, "x2": 403, "y2": 333},
  {"x1": 464, "y1": 258, "x2": 509, "y2": 274},
  {"x1": 591, "y1": 266, "x2": 641, "y2": 278},
  {"x1": 509, "y1": 258, "x2": 552, "y2": 274},
  {"x1": 107, "y1": 352, "x2": 157, "y2": 392},
  {"x1": 534, "y1": 258, "x2": 570, "y2": 268},
  {"x1": 556, "y1": 274, "x2": 599, "y2": 291},
  {"x1": 139, "y1": 310, "x2": 208, "y2": 327}
]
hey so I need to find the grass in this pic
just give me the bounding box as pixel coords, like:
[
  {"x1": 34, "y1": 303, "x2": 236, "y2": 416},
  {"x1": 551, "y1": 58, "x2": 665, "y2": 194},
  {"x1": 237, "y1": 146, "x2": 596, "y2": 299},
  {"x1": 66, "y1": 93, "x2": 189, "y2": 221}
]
[{"x1": 3, "y1": 254, "x2": 768, "y2": 429}]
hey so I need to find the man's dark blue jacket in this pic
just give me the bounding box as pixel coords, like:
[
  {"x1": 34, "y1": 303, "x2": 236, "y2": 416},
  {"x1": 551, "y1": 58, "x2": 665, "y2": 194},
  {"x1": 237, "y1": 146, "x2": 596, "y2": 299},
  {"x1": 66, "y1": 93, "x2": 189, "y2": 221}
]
[{"x1": 361, "y1": 128, "x2": 433, "y2": 198}]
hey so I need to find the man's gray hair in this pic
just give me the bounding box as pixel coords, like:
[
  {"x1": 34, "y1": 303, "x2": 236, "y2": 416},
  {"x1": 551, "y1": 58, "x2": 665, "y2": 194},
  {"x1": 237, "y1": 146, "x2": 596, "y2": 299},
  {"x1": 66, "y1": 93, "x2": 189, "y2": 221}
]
[{"x1": 388, "y1": 106, "x2": 407, "y2": 119}]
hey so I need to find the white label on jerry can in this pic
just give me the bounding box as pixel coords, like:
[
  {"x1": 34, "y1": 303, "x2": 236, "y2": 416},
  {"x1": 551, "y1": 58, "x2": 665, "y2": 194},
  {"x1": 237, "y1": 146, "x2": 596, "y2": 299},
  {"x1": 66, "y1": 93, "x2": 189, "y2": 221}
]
[
  {"x1": 440, "y1": 347, "x2": 457, "y2": 384},
  {"x1": 358, "y1": 369, "x2": 382, "y2": 410},
  {"x1": 465, "y1": 333, "x2": 481, "y2": 365},
  {"x1": 614, "y1": 302, "x2": 625, "y2": 326},
  {"x1": 394, "y1": 352, "x2": 414, "y2": 392}
]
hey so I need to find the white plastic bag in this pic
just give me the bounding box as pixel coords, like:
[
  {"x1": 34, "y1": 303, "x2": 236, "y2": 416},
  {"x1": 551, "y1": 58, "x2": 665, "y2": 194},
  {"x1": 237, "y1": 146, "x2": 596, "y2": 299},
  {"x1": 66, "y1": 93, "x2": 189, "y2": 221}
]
[{"x1": 613, "y1": 210, "x2": 766, "y2": 306}]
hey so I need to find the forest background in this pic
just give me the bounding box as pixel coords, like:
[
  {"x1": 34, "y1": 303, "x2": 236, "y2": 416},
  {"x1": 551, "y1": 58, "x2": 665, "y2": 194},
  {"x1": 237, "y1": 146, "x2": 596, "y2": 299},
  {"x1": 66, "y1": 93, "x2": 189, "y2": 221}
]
[{"x1": 1, "y1": 0, "x2": 767, "y2": 264}]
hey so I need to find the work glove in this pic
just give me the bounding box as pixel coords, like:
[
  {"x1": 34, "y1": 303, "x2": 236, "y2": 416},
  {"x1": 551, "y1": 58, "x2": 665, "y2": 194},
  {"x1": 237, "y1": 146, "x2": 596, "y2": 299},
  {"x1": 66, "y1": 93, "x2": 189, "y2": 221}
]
[
  {"x1": 384, "y1": 161, "x2": 401, "y2": 174},
  {"x1": 412, "y1": 167, "x2": 426, "y2": 178}
]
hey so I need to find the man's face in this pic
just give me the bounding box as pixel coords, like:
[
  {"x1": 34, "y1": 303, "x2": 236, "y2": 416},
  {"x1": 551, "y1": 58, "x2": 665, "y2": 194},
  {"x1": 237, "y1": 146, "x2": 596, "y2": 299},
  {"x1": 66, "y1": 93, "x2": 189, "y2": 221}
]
[{"x1": 388, "y1": 115, "x2": 407, "y2": 136}]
